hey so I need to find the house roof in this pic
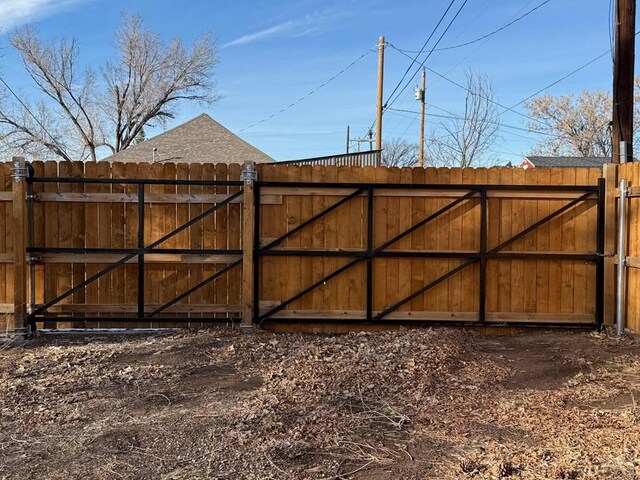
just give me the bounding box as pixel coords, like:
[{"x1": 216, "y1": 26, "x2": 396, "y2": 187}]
[
  {"x1": 523, "y1": 156, "x2": 611, "y2": 168},
  {"x1": 102, "y1": 114, "x2": 273, "y2": 164}
]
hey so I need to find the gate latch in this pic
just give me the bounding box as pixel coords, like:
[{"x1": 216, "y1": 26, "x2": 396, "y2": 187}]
[
  {"x1": 241, "y1": 162, "x2": 257, "y2": 185},
  {"x1": 12, "y1": 160, "x2": 29, "y2": 182},
  {"x1": 27, "y1": 255, "x2": 42, "y2": 264}
]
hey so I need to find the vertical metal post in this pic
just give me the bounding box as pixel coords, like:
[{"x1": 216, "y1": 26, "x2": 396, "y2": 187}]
[
  {"x1": 479, "y1": 188, "x2": 487, "y2": 322},
  {"x1": 616, "y1": 179, "x2": 628, "y2": 335},
  {"x1": 26, "y1": 175, "x2": 36, "y2": 328},
  {"x1": 596, "y1": 178, "x2": 606, "y2": 330},
  {"x1": 253, "y1": 182, "x2": 261, "y2": 324},
  {"x1": 137, "y1": 183, "x2": 145, "y2": 320},
  {"x1": 366, "y1": 187, "x2": 374, "y2": 320}
]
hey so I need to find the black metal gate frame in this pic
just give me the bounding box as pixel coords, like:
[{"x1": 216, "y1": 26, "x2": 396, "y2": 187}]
[
  {"x1": 255, "y1": 179, "x2": 605, "y2": 329},
  {"x1": 26, "y1": 175, "x2": 244, "y2": 329}
]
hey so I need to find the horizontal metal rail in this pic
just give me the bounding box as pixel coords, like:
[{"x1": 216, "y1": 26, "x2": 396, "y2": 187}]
[{"x1": 257, "y1": 181, "x2": 599, "y2": 192}]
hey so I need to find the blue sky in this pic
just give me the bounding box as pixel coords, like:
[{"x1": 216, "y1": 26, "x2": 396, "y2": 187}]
[{"x1": 0, "y1": 0, "x2": 628, "y2": 163}]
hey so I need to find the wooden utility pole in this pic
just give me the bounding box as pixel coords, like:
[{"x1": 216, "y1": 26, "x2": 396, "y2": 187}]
[
  {"x1": 418, "y1": 69, "x2": 426, "y2": 167},
  {"x1": 612, "y1": 0, "x2": 636, "y2": 163},
  {"x1": 376, "y1": 35, "x2": 385, "y2": 151}
]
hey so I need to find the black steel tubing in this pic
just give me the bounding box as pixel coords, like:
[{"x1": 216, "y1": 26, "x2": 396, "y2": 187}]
[
  {"x1": 479, "y1": 187, "x2": 487, "y2": 322},
  {"x1": 366, "y1": 187, "x2": 374, "y2": 320},
  {"x1": 257, "y1": 181, "x2": 599, "y2": 192},
  {"x1": 138, "y1": 184, "x2": 145, "y2": 319}
]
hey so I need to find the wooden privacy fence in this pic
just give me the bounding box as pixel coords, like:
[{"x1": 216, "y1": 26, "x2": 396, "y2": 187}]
[{"x1": 0, "y1": 158, "x2": 629, "y2": 333}]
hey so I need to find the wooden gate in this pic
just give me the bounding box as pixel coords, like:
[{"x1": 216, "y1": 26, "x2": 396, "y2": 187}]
[
  {"x1": 1, "y1": 161, "x2": 607, "y2": 332},
  {"x1": 255, "y1": 166, "x2": 605, "y2": 329}
]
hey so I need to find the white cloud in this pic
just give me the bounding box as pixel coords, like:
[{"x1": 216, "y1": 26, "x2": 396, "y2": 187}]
[
  {"x1": 222, "y1": 10, "x2": 346, "y2": 48},
  {"x1": 222, "y1": 20, "x2": 296, "y2": 48},
  {"x1": 0, "y1": 0, "x2": 88, "y2": 32}
]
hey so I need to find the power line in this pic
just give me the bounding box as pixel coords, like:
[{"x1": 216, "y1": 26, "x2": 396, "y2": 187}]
[
  {"x1": 382, "y1": 0, "x2": 457, "y2": 108},
  {"x1": 509, "y1": 29, "x2": 640, "y2": 110},
  {"x1": 0, "y1": 73, "x2": 73, "y2": 160},
  {"x1": 394, "y1": 0, "x2": 551, "y2": 54},
  {"x1": 385, "y1": 0, "x2": 470, "y2": 111},
  {"x1": 387, "y1": 44, "x2": 547, "y2": 127},
  {"x1": 387, "y1": 106, "x2": 554, "y2": 136},
  {"x1": 238, "y1": 46, "x2": 375, "y2": 133}
]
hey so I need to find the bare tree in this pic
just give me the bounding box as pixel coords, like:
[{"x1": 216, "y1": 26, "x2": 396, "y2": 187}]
[
  {"x1": 524, "y1": 79, "x2": 640, "y2": 158},
  {"x1": 426, "y1": 71, "x2": 499, "y2": 167},
  {"x1": 381, "y1": 137, "x2": 418, "y2": 167},
  {"x1": 0, "y1": 14, "x2": 217, "y2": 161},
  {"x1": 524, "y1": 90, "x2": 612, "y2": 157}
]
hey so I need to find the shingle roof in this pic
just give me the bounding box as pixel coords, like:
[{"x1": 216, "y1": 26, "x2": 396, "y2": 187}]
[
  {"x1": 102, "y1": 114, "x2": 273, "y2": 164},
  {"x1": 525, "y1": 156, "x2": 610, "y2": 168}
]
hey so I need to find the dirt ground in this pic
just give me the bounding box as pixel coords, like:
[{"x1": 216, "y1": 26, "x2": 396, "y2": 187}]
[{"x1": 1, "y1": 327, "x2": 639, "y2": 480}]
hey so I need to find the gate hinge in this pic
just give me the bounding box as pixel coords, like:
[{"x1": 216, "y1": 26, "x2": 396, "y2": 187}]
[
  {"x1": 26, "y1": 193, "x2": 39, "y2": 201},
  {"x1": 241, "y1": 162, "x2": 257, "y2": 185},
  {"x1": 12, "y1": 160, "x2": 29, "y2": 182},
  {"x1": 27, "y1": 255, "x2": 42, "y2": 264}
]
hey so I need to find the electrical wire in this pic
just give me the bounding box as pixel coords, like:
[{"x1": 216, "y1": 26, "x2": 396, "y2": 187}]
[
  {"x1": 509, "y1": 29, "x2": 640, "y2": 110},
  {"x1": 238, "y1": 46, "x2": 375, "y2": 133},
  {"x1": 382, "y1": 0, "x2": 457, "y2": 109},
  {"x1": 384, "y1": 0, "x2": 470, "y2": 111},
  {"x1": 395, "y1": 0, "x2": 551, "y2": 54},
  {"x1": 0, "y1": 73, "x2": 73, "y2": 160}
]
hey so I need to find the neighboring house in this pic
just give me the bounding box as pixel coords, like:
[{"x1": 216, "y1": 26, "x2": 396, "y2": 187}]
[
  {"x1": 102, "y1": 113, "x2": 273, "y2": 164},
  {"x1": 518, "y1": 156, "x2": 610, "y2": 169}
]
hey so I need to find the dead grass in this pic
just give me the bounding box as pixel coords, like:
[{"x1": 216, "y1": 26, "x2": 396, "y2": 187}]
[{"x1": 0, "y1": 328, "x2": 638, "y2": 479}]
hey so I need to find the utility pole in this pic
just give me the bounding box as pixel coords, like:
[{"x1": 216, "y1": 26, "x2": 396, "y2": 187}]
[
  {"x1": 612, "y1": 0, "x2": 636, "y2": 163},
  {"x1": 376, "y1": 35, "x2": 385, "y2": 151},
  {"x1": 417, "y1": 68, "x2": 426, "y2": 167},
  {"x1": 346, "y1": 125, "x2": 350, "y2": 153}
]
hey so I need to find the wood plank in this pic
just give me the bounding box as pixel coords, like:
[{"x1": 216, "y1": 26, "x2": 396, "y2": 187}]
[
  {"x1": 523, "y1": 168, "x2": 537, "y2": 313},
  {"x1": 96, "y1": 162, "x2": 113, "y2": 325},
  {"x1": 34, "y1": 192, "x2": 282, "y2": 204},
  {"x1": 147, "y1": 163, "x2": 164, "y2": 326},
  {"x1": 535, "y1": 168, "x2": 551, "y2": 314},
  {"x1": 435, "y1": 168, "x2": 451, "y2": 312},
  {"x1": 123, "y1": 162, "x2": 139, "y2": 323},
  {"x1": 385, "y1": 168, "x2": 401, "y2": 312},
  {"x1": 448, "y1": 168, "x2": 463, "y2": 313},
  {"x1": 423, "y1": 168, "x2": 438, "y2": 313},
  {"x1": 497, "y1": 168, "x2": 513, "y2": 313},
  {"x1": 175, "y1": 163, "x2": 191, "y2": 323},
  {"x1": 373, "y1": 167, "x2": 388, "y2": 313},
  {"x1": 70, "y1": 162, "x2": 86, "y2": 327},
  {"x1": 162, "y1": 163, "x2": 178, "y2": 328},
  {"x1": 42, "y1": 304, "x2": 242, "y2": 314},
  {"x1": 397, "y1": 168, "x2": 412, "y2": 312},
  {"x1": 228, "y1": 163, "x2": 242, "y2": 320},
  {"x1": 43, "y1": 161, "x2": 59, "y2": 329},
  {"x1": 410, "y1": 167, "x2": 425, "y2": 312},
  {"x1": 486, "y1": 168, "x2": 501, "y2": 314},
  {"x1": 212, "y1": 163, "x2": 228, "y2": 319},
  {"x1": 260, "y1": 309, "x2": 593, "y2": 323},
  {"x1": 240, "y1": 163, "x2": 254, "y2": 326},
  {"x1": 56, "y1": 162, "x2": 74, "y2": 329},
  {"x1": 12, "y1": 158, "x2": 27, "y2": 329},
  {"x1": 560, "y1": 168, "x2": 576, "y2": 313}
]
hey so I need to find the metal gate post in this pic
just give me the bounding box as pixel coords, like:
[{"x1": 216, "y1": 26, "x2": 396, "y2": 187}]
[{"x1": 616, "y1": 179, "x2": 628, "y2": 335}]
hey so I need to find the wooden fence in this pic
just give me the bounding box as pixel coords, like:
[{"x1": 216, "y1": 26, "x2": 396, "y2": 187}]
[{"x1": 1, "y1": 159, "x2": 636, "y2": 333}]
